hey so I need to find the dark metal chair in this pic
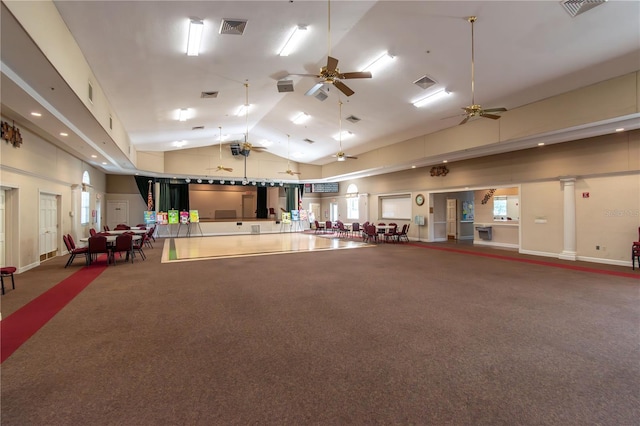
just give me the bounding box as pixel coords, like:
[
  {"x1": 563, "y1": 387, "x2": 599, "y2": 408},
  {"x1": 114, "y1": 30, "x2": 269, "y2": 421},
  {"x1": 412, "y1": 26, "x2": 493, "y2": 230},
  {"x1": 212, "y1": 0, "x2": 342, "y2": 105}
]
[{"x1": 1, "y1": 266, "x2": 16, "y2": 295}]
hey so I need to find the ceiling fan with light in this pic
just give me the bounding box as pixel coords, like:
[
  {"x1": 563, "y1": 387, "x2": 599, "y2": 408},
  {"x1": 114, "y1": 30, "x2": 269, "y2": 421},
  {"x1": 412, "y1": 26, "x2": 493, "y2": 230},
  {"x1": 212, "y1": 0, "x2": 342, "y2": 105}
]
[
  {"x1": 289, "y1": 0, "x2": 371, "y2": 97},
  {"x1": 459, "y1": 16, "x2": 507, "y2": 125},
  {"x1": 227, "y1": 82, "x2": 268, "y2": 156},
  {"x1": 279, "y1": 134, "x2": 302, "y2": 176},
  {"x1": 207, "y1": 126, "x2": 233, "y2": 173},
  {"x1": 332, "y1": 100, "x2": 357, "y2": 162}
]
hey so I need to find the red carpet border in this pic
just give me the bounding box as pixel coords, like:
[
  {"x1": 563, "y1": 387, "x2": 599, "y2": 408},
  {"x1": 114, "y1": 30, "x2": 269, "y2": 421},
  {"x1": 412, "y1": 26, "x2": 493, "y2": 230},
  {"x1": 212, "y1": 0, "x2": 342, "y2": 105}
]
[{"x1": 1, "y1": 262, "x2": 108, "y2": 363}]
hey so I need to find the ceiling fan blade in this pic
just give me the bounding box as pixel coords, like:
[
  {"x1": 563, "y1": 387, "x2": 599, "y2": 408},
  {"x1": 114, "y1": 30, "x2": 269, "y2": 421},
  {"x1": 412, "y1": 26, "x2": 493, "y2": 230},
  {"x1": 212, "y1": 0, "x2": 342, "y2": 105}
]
[
  {"x1": 483, "y1": 107, "x2": 507, "y2": 113},
  {"x1": 305, "y1": 82, "x2": 324, "y2": 96},
  {"x1": 326, "y1": 56, "x2": 338, "y2": 73},
  {"x1": 333, "y1": 80, "x2": 354, "y2": 97},
  {"x1": 459, "y1": 116, "x2": 471, "y2": 125},
  {"x1": 345, "y1": 155, "x2": 358, "y2": 160},
  {"x1": 340, "y1": 71, "x2": 372, "y2": 79},
  {"x1": 288, "y1": 73, "x2": 320, "y2": 78},
  {"x1": 480, "y1": 113, "x2": 502, "y2": 120}
]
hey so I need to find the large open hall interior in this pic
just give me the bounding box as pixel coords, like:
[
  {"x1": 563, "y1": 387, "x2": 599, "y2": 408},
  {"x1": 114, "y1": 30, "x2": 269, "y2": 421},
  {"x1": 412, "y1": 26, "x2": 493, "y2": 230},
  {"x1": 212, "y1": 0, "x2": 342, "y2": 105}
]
[{"x1": 1, "y1": 1, "x2": 639, "y2": 424}]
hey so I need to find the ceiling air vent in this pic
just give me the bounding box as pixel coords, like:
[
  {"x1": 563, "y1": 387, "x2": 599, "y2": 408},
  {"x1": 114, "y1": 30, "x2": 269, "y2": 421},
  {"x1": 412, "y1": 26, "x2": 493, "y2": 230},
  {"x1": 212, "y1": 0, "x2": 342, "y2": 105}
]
[
  {"x1": 303, "y1": 138, "x2": 315, "y2": 144},
  {"x1": 413, "y1": 75, "x2": 436, "y2": 90},
  {"x1": 314, "y1": 89, "x2": 328, "y2": 102},
  {"x1": 561, "y1": 0, "x2": 607, "y2": 17},
  {"x1": 346, "y1": 115, "x2": 361, "y2": 124},
  {"x1": 192, "y1": 126, "x2": 204, "y2": 130},
  {"x1": 219, "y1": 19, "x2": 248, "y2": 35},
  {"x1": 201, "y1": 91, "x2": 219, "y2": 98}
]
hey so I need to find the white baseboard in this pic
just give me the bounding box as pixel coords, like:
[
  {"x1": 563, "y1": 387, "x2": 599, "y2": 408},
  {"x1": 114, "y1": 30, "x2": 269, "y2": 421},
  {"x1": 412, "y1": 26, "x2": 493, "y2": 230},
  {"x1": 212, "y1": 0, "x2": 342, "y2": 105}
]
[
  {"x1": 19, "y1": 261, "x2": 40, "y2": 274},
  {"x1": 519, "y1": 249, "x2": 633, "y2": 268},
  {"x1": 473, "y1": 241, "x2": 519, "y2": 249}
]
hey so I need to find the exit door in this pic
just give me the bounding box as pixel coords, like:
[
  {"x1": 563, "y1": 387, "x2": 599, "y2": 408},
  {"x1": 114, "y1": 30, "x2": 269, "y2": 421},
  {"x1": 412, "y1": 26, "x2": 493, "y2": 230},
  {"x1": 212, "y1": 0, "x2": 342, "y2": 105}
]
[{"x1": 446, "y1": 199, "x2": 458, "y2": 240}]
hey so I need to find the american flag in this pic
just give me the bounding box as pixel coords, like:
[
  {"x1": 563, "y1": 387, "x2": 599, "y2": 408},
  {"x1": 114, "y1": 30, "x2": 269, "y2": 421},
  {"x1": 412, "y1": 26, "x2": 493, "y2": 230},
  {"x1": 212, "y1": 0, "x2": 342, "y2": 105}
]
[{"x1": 147, "y1": 180, "x2": 154, "y2": 211}]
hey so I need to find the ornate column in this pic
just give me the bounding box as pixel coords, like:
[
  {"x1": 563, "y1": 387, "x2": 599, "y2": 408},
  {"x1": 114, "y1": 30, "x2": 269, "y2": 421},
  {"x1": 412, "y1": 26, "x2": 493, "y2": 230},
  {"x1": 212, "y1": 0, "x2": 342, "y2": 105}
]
[
  {"x1": 559, "y1": 177, "x2": 577, "y2": 261},
  {"x1": 70, "y1": 184, "x2": 81, "y2": 241}
]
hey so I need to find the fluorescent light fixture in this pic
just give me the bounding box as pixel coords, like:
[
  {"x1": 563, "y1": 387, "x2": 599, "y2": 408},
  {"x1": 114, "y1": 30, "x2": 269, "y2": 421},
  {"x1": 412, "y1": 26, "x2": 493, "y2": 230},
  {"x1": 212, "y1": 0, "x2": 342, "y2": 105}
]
[
  {"x1": 260, "y1": 140, "x2": 274, "y2": 147},
  {"x1": 362, "y1": 52, "x2": 394, "y2": 73},
  {"x1": 412, "y1": 89, "x2": 451, "y2": 108},
  {"x1": 292, "y1": 112, "x2": 310, "y2": 124},
  {"x1": 615, "y1": 128, "x2": 625, "y2": 132},
  {"x1": 236, "y1": 104, "x2": 251, "y2": 116},
  {"x1": 187, "y1": 19, "x2": 204, "y2": 56},
  {"x1": 91, "y1": 155, "x2": 97, "y2": 158},
  {"x1": 333, "y1": 130, "x2": 354, "y2": 141},
  {"x1": 178, "y1": 108, "x2": 189, "y2": 121},
  {"x1": 59, "y1": 132, "x2": 68, "y2": 137},
  {"x1": 278, "y1": 25, "x2": 308, "y2": 56},
  {"x1": 173, "y1": 140, "x2": 187, "y2": 147},
  {"x1": 31, "y1": 112, "x2": 42, "y2": 117}
]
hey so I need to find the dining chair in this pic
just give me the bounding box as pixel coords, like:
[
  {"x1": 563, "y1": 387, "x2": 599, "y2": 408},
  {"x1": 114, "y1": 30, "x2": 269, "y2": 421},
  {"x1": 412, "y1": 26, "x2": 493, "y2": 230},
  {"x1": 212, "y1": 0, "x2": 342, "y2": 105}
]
[
  {"x1": 397, "y1": 224, "x2": 409, "y2": 243},
  {"x1": 325, "y1": 220, "x2": 333, "y2": 234},
  {"x1": 103, "y1": 225, "x2": 110, "y2": 231},
  {"x1": 384, "y1": 223, "x2": 398, "y2": 243},
  {"x1": 110, "y1": 234, "x2": 134, "y2": 264},
  {"x1": 89, "y1": 228, "x2": 97, "y2": 237},
  {"x1": 114, "y1": 224, "x2": 130, "y2": 230},
  {"x1": 336, "y1": 221, "x2": 348, "y2": 237},
  {"x1": 63, "y1": 234, "x2": 89, "y2": 268},
  {"x1": 88, "y1": 235, "x2": 110, "y2": 265},
  {"x1": 133, "y1": 234, "x2": 147, "y2": 261},
  {"x1": 314, "y1": 220, "x2": 322, "y2": 234},
  {"x1": 0, "y1": 266, "x2": 17, "y2": 295},
  {"x1": 350, "y1": 222, "x2": 360, "y2": 238},
  {"x1": 633, "y1": 241, "x2": 640, "y2": 270}
]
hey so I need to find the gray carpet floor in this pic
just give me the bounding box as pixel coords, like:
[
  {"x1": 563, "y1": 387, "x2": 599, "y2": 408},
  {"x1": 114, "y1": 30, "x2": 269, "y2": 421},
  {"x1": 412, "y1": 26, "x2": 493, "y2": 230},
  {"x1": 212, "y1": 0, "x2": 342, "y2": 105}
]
[{"x1": 1, "y1": 237, "x2": 639, "y2": 425}]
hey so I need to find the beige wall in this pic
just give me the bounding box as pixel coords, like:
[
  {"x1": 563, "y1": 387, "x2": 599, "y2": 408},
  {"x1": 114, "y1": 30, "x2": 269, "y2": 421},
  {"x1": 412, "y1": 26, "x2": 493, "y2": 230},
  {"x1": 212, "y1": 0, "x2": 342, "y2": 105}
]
[{"x1": 1, "y1": 116, "x2": 106, "y2": 271}]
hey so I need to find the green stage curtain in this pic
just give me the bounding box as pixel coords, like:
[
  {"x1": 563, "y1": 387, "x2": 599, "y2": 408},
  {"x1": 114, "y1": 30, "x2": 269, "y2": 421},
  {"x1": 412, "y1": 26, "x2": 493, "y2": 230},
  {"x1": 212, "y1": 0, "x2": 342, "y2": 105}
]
[{"x1": 159, "y1": 180, "x2": 189, "y2": 212}]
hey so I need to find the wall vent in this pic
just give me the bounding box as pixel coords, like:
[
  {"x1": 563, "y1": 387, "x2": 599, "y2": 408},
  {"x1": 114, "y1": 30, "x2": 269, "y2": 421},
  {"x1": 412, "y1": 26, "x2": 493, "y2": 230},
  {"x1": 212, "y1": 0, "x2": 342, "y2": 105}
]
[
  {"x1": 201, "y1": 91, "x2": 219, "y2": 98},
  {"x1": 346, "y1": 115, "x2": 361, "y2": 123},
  {"x1": 303, "y1": 138, "x2": 315, "y2": 144},
  {"x1": 561, "y1": 0, "x2": 607, "y2": 17},
  {"x1": 414, "y1": 75, "x2": 436, "y2": 90},
  {"x1": 219, "y1": 19, "x2": 248, "y2": 35}
]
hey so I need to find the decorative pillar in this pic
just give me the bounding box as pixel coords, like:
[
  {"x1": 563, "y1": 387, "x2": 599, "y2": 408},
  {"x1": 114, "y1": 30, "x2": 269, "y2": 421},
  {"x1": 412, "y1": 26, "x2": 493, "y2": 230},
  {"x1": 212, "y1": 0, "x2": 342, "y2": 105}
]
[
  {"x1": 559, "y1": 177, "x2": 577, "y2": 261},
  {"x1": 70, "y1": 184, "x2": 81, "y2": 241}
]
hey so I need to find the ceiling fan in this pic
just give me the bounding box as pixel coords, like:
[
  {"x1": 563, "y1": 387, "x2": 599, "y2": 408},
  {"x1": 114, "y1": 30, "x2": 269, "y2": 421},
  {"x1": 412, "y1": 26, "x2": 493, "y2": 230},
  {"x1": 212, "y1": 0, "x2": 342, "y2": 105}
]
[
  {"x1": 207, "y1": 126, "x2": 233, "y2": 173},
  {"x1": 279, "y1": 134, "x2": 302, "y2": 176},
  {"x1": 227, "y1": 82, "x2": 267, "y2": 156},
  {"x1": 332, "y1": 100, "x2": 357, "y2": 162},
  {"x1": 290, "y1": 0, "x2": 371, "y2": 97},
  {"x1": 459, "y1": 16, "x2": 507, "y2": 125}
]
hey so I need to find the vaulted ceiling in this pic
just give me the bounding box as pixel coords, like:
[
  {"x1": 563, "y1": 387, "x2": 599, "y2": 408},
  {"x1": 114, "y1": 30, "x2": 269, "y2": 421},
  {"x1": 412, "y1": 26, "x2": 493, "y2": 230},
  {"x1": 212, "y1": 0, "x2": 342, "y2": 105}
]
[{"x1": 1, "y1": 1, "x2": 639, "y2": 181}]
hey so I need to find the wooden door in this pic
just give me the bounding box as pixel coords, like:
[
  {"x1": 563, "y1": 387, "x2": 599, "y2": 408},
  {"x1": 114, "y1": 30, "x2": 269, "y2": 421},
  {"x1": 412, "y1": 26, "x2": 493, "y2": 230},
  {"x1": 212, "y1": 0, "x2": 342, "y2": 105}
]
[
  {"x1": 39, "y1": 193, "x2": 58, "y2": 261},
  {"x1": 446, "y1": 198, "x2": 457, "y2": 240}
]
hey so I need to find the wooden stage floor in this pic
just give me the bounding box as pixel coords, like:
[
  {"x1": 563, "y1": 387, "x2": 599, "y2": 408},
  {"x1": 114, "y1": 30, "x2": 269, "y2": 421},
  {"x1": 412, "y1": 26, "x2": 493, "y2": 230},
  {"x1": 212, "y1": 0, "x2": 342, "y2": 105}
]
[{"x1": 161, "y1": 232, "x2": 372, "y2": 263}]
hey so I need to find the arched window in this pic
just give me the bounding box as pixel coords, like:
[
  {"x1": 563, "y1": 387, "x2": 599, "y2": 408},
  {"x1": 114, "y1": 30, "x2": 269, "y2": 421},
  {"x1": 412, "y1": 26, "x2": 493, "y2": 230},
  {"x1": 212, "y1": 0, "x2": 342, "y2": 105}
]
[
  {"x1": 81, "y1": 171, "x2": 90, "y2": 225},
  {"x1": 346, "y1": 184, "x2": 359, "y2": 220}
]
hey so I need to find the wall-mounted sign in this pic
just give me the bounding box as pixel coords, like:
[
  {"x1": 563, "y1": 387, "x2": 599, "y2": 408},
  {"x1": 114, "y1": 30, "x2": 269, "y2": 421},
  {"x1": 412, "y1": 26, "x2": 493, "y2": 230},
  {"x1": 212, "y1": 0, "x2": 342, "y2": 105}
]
[{"x1": 304, "y1": 182, "x2": 339, "y2": 193}]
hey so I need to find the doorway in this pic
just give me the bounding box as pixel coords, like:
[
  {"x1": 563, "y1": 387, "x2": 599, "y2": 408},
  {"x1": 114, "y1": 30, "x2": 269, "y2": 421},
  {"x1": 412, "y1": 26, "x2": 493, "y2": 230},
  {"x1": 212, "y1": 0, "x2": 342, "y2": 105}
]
[
  {"x1": 107, "y1": 200, "x2": 128, "y2": 229},
  {"x1": 39, "y1": 193, "x2": 58, "y2": 262},
  {"x1": 446, "y1": 198, "x2": 458, "y2": 240}
]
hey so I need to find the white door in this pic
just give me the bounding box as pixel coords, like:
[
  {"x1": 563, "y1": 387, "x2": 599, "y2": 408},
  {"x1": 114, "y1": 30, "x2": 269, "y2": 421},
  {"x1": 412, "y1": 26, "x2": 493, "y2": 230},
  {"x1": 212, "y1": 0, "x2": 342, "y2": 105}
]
[
  {"x1": 0, "y1": 190, "x2": 5, "y2": 267},
  {"x1": 107, "y1": 200, "x2": 128, "y2": 229},
  {"x1": 309, "y1": 202, "x2": 320, "y2": 224},
  {"x1": 39, "y1": 193, "x2": 58, "y2": 260},
  {"x1": 330, "y1": 203, "x2": 338, "y2": 222},
  {"x1": 446, "y1": 198, "x2": 457, "y2": 240},
  {"x1": 95, "y1": 196, "x2": 101, "y2": 231}
]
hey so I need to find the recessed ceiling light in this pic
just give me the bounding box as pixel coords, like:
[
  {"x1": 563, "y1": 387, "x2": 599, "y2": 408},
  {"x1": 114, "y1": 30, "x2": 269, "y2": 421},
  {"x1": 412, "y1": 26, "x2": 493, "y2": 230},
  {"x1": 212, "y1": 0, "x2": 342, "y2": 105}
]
[
  {"x1": 186, "y1": 19, "x2": 204, "y2": 56},
  {"x1": 173, "y1": 140, "x2": 187, "y2": 148},
  {"x1": 59, "y1": 132, "x2": 68, "y2": 137},
  {"x1": 91, "y1": 155, "x2": 98, "y2": 158},
  {"x1": 178, "y1": 108, "x2": 189, "y2": 121},
  {"x1": 538, "y1": 142, "x2": 545, "y2": 146},
  {"x1": 442, "y1": 160, "x2": 448, "y2": 163},
  {"x1": 31, "y1": 112, "x2": 42, "y2": 117},
  {"x1": 411, "y1": 165, "x2": 416, "y2": 169},
  {"x1": 332, "y1": 130, "x2": 354, "y2": 141},
  {"x1": 278, "y1": 25, "x2": 309, "y2": 56},
  {"x1": 615, "y1": 128, "x2": 625, "y2": 132},
  {"x1": 101, "y1": 162, "x2": 107, "y2": 165},
  {"x1": 292, "y1": 112, "x2": 310, "y2": 124},
  {"x1": 362, "y1": 52, "x2": 394, "y2": 74},
  {"x1": 412, "y1": 89, "x2": 451, "y2": 108}
]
